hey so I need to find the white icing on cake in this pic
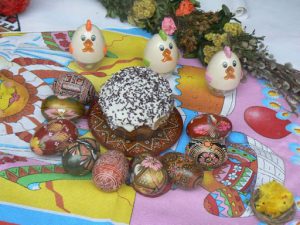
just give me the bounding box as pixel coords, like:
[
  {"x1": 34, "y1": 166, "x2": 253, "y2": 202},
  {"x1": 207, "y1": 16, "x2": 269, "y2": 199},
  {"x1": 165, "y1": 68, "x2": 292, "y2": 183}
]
[{"x1": 98, "y1": 67, "x2": 174, "y2": 132}]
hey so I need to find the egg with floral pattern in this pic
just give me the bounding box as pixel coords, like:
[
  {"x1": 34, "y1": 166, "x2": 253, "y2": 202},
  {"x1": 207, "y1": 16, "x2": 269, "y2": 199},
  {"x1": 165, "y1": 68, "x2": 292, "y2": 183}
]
[
  {"x1": 187, "y1": 114, "x2": 232, "y2": 141},
  {"x1": 30, "y1": 119, "x2": 78, "y2": 155},
  {"x1": 130, "y1": 154, "x2": 170, "y2": 197},
  {"x1": 41, "y1": 95, "x2": 85, "y2": 121},
  {"x1": 160, "y1": 152, "x2": 204, "y2": 190},
  {"x1": 185, "y1": 140, "x2": 228, "y2": 170},
  {"x1": 62, "y1": 138, "x2": 99, "y2": 176}
]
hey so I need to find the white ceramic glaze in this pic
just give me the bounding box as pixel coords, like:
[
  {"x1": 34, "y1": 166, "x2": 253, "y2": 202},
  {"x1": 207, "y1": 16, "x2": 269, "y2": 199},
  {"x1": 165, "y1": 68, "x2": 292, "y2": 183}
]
[
  {"x1": 144, "y1": 32, "x2": 179, "y2": 74},
  {"x1": 205, "y1": 46, "x2": 242, "y2": 93},
  {"x1": 70, "y1": 19, "x2": 106, "y2": 70}
]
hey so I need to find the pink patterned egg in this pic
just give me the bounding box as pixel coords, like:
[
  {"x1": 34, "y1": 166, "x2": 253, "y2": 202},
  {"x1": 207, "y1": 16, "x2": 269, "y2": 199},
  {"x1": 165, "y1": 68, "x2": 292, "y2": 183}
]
[
  {"x1": 92, "y1": 150, "x2": 129, "y2": 192},
  {"x1": 30, "y1": 119, "x2": 78, "y2": 156}
]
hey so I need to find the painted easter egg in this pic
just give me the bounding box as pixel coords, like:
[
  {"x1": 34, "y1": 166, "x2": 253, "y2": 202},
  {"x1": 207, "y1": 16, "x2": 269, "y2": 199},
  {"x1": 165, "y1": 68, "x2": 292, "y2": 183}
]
[
  {"x1": 70, "y1": 19, "x2": 106, "y2": 71},
  {"x1": 244, "y1": 106, "x2": 291, "y2": 139},
  {"x1": 130, "y1": 154, "x2": 170, "y2": 197},
  {"x1": 52, "y1": 73, "x2": 96, "y2": 104},
  {"x1": 30, "y1": 119, "x2": 78, "y2": 156},
  {"x1": 144, "y1": 30, "x2": 179, "y2": 74},
  {"x1": 41, "y1": 95, "x2": 85, "y2": 121},
  {"x1": 62, "y1": 138, "x2": 99, "y2": 176},
  {"x1": 205, "y1": 46, "x2": 242, "y2": 96},
  {"x1": 186, "y1": 114, "x2": 232, "y2": 141},
  {"x1": 160, "y1": 152, "x2": 204, "y2": 190},
  {"x1": 186, "y1": 140, "x2": 228, "y2": 170},
  {"x1": 92, "y1": 150, "x2": 129, "y2": 192}
]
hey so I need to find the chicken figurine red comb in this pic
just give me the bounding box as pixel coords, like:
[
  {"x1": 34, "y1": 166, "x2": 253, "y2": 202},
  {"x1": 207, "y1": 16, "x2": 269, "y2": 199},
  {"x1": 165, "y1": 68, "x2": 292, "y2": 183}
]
[{"x1": 69, "y1": 19, "x2": 106, "y2": 71}]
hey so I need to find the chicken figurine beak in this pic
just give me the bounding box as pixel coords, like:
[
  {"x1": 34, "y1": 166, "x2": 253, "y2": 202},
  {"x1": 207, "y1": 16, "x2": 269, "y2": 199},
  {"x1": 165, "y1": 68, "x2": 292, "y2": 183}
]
[
  {"x1": 82, "y1": 39, "x2": 94, "y2": 52},
  {"x1": 161, "y1": 48, "x2": 173, "y2": 62},
  {"x1": 224, "y1": 66, "x2": 235, "y2": 80}
]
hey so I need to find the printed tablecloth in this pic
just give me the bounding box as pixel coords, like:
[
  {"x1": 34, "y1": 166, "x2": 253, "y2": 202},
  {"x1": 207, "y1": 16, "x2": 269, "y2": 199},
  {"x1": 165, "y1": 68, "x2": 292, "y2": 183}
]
[{"x1": 0, "y1": 27, "x2": 299, "y2": 225}]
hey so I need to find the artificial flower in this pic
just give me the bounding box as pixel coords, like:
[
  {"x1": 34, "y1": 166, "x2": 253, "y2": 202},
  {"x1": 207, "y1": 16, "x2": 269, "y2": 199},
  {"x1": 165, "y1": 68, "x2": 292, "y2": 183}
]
[
  {"x1": 205, "y1": 33, "x2": 228, "y2": 47},
  {"x1": 175, "y1": 0, "x2": 195, "y2": 17},
  {"x1": 203, "y1": 45, "x2": 221, "y2": 64},
  {"x1": 223, "y1": 22, "x2": 243, "y2": 36},
  {"x1": 161, "y1": 17, "x2": 177, "y2": 35},
  {"x1": 132, "y1": 0, "x2": 156, "y2": 20}
]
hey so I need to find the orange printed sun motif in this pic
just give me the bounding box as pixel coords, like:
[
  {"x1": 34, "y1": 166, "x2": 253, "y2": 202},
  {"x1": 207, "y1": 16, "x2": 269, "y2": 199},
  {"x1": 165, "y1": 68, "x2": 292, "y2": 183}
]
[{"x1": 0, "y1": 67, "x2": 52, "y2": 135}]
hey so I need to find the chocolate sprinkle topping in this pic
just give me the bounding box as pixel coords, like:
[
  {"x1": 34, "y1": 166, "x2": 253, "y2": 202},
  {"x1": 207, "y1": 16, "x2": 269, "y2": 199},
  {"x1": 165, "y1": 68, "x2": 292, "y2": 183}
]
[{"x1": 98, "y1": 67, "x2": 174, "y2": 132}]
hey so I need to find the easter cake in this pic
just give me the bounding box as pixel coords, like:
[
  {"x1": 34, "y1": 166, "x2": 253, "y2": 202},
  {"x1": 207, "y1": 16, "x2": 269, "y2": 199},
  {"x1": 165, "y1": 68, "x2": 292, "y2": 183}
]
[{"x1": 98, "y1": 66, "x2": 174, "y2": 140}]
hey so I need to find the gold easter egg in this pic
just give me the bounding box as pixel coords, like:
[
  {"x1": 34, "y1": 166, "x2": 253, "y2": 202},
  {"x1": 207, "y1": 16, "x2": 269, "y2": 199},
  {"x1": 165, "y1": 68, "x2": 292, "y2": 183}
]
[{"x1": 41, "y1": 95, "x2": 85, "y2": 121}]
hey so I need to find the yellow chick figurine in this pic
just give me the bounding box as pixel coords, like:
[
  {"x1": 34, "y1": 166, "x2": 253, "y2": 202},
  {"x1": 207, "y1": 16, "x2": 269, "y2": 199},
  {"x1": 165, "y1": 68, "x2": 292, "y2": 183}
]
[
  {"x1": 69, "y1": 19, "x2": 106, "y2": 71},
  {"x1": 143, "y1": 30, "x2": 179, "y2": 75},
  {"x1": 255, "y1": 180, "x2": 294, "y2": 218}
]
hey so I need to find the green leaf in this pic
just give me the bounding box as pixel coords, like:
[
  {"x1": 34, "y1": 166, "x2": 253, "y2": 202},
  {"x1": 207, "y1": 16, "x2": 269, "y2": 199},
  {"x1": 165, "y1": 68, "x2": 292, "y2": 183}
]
[
  {"x1": 222, "y1": 4, "x2": 231, "y2": 16},
  {"x1": 159, "y1": 30, "x2": 168, "y2": 41}
]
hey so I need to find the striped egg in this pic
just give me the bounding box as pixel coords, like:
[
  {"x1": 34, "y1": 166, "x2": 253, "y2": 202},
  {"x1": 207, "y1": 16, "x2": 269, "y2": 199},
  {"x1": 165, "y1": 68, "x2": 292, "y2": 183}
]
[{"x1": 92, "y1": 150, "x2": 129, "y2": 192}]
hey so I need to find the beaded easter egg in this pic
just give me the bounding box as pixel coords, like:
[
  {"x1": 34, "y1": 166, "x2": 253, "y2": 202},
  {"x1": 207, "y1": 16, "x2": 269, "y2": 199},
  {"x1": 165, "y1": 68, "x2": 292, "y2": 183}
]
[
  {"x1": 30, "y1": 119, "x2": 78, "y2": 156},
  {"x1": 186, "y1": 140, "x2": 228, "y2": 170},
  {"x1": 186, "y1": 114, "x2": 232, "y2": 142},
  {"x1": 130, "y1": 154, "x2": 170, "y2": 197},
  {"x1": 92, "y1": 150, "x2": 129, "y2": 192},
  {"x1": 41, "y1": 95, "x2": 85, "y2": 121},
  {"x1": 160, "y1": 152, "x2": 204, "y2": 190},
  {"x1": 62, "y1": 138, "x2": 99, "y2": 176},
  {"x1": 52, "y1": 73, "x2": 96, "y2": 105}
]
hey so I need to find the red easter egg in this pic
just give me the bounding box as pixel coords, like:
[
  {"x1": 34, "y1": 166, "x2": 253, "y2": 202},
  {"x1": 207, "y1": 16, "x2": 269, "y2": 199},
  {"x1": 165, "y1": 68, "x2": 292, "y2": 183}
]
[
  {"x1": 187, "y1": 114, "x2": 232, "y2": 141},
  {"x1": 30, "y1": 119, "x2": 78, "y2": 155},
  {"x1": 92, "y1": 150, "x2": 129, "y2": 192},
  {"x1": 244, "y1": 106, "x2": 291, "y2": 139}
]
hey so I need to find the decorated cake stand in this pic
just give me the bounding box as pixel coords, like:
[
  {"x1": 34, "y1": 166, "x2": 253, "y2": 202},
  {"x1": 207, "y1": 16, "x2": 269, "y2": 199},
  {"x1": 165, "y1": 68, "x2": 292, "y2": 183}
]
[{"x1": 88, "y1": 103, "x2": 183, "y2": 157}]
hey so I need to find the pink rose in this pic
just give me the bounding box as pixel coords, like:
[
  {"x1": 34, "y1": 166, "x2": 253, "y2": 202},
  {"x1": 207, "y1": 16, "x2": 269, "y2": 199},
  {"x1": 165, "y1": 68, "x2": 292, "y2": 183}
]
[{"x1": 162, "y1": 17, "x2": 177, "y2": 35}]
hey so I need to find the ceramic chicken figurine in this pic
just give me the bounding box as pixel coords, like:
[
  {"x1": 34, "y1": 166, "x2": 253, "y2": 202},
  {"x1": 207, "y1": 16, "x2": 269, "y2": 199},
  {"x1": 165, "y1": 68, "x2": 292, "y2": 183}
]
[
  {"x1": 143, "y1": 30, "x2": 179, "y2": 75},
  {"x1": 69, "y1": 19, "x2": 106, "y2": 71},
  {"x1": 205, "y1": 46, "x2": 242, "y2": 96}
]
